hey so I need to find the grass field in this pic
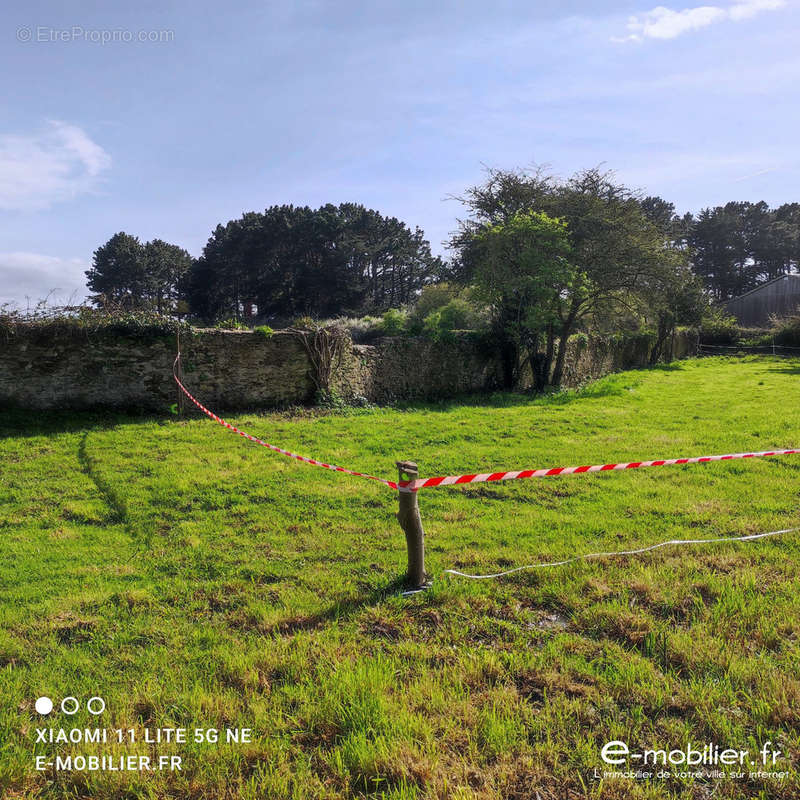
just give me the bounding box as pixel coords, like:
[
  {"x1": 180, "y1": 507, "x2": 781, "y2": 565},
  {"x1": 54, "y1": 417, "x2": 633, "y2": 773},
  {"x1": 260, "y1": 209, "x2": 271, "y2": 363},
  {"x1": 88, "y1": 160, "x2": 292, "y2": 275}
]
[{"x1": 2, "y1": 356, "x2": 800, "y2": 799}]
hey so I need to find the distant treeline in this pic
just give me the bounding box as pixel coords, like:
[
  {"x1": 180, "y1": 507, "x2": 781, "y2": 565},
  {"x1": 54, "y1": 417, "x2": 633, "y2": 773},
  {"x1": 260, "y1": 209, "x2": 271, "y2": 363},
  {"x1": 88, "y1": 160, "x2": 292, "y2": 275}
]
[
  {"x1": 86, "y1": 204, "x2": 443, "y2": 322},
  {"x1": 84, "y1": 192, "x2": 800, "y2": 323},
  {"x1": 642, "y1": 197, "x2": 800, "y2": 301}
]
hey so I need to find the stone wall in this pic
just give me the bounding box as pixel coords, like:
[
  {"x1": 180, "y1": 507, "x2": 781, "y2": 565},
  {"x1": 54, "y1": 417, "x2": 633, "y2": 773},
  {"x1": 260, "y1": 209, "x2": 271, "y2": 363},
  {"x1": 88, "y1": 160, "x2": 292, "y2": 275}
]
[
  {"x1": 338, "y1": 335, "x2": 504, "y2": 404},
  {"x1": 0, "y1": 327, "x2": 696, "y2": 412},
  {"x1": 0, "y1": 330, "x2": 315, "y2": 412},
  {"x1": 558, "y1": 330, "x2": 697, "y2": 389}
]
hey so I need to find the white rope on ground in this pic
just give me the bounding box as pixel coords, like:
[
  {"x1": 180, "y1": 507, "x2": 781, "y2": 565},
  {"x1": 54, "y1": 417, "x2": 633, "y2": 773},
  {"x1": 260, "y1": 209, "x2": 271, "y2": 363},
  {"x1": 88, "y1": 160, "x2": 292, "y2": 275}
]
[{"x1": 443, "y1": 527, "x2": 799, "y2": 579}]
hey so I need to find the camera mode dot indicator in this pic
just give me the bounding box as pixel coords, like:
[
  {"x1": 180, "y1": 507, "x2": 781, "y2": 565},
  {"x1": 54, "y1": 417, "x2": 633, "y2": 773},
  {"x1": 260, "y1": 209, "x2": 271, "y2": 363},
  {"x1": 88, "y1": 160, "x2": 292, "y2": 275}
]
[{"x1": 35, "y1": 697, "x2": 53, "y2": 715}]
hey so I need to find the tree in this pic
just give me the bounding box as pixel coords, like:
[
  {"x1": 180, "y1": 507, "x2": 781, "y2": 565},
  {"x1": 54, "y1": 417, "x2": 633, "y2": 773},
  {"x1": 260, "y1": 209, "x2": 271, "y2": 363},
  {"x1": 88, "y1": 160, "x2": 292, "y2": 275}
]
[
  {"x1": 87, "y1": 232, "x2": 193, "y2": 313},
  {"x1": 452, "y1": 166, "x2": 686, "y2": 388},
  {"x1": 640, "y1": 260, "x2": 705, "y2": 364},
  {"x1": 448, "y1": 166, "x2": 555, "y2": 285},
  {"x1": 471, "y1": 211, "x2": 573, "y2": 390},
  {"x1": 770, "y1": 203, "x2": 800, "y2": 277},
  {"x1": 142, "y1": 239, "x2": 193, "y2": 314},
  {"x1": 186, "y1": 204, "x2": 444, "y2": 322},
  {"x1": 640, "y1": 196, "x2": 677, "y2": 233},
  {"x1": 86, "y1": 232, "x2": 147, "y2": 309},
  {"x1": 547, "y1": 169, "x2": 674, "y2": 387},
  {"x1": 640, "y1": 195, "x2": 693, "y2": 247},
  {"x1": 688, "y1": 207, "x2": 737, "y2": 300},
  {"x1": 686, "y1": 201, "x2": 800, "y2": 300}
]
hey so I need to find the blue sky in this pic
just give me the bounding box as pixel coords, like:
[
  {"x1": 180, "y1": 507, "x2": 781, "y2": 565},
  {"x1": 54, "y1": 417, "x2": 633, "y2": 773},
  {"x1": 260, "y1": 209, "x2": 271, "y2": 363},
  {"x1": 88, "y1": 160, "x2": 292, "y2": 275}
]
[{"x1": 1, "y1": 0, "x2": 797, "y2": 306}]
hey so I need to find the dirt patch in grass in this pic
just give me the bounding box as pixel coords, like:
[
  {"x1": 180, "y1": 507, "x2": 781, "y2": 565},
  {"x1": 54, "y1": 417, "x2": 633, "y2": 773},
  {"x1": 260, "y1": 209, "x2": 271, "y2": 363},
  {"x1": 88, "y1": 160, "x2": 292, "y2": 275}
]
[
  {"x1": 515, "y1": 669, "x2": 598, "y2": 703},
  {"x1": 51, "y1": 614, "x2": 99, "y2": 645}
]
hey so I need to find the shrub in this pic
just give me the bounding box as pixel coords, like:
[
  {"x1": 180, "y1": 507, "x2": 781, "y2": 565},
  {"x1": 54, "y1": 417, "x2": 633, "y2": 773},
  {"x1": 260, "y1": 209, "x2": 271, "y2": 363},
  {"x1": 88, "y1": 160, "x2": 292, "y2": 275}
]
[
  {"x1": 413, "y1": 295, "x2": 486, "y2": 342},
  {"x1": 437, "y1": 298, "x2": 480, "y2": 331},
  {"x1": 0, "y1": 303, "x2": 189, "y2": 343},
  {"x1": 413, "y1": 283, "x2": 458, "y2": 319},
  {"x1": 379, "y1": 309, "x2": 407, "y2": 336},
  {"x1": 253, "y1": 325, "x2": 274, "y2": 339},
  {"x1": 322, "y1": 316, "x2": 383, "y2": 343},
  {"x1": 422, "y1": 310, "x2": 443, "y2": 340},
  {"x1": 764, "y1": 314, "x2": 800, "y2": 347},
  {"x1": 421, "y1": 309, "x2": 459, "y2": 342},
  {"x1": 314, "y1": 388, "x2": 347, "y2": 409},
  {"x1": 312, "y1": 388, "x2": 373, "y2": 411},
  {"x1": 292, "y1": 315, "x2": 318, "y2": 330},
  {"x1": 404, "y1": 314, "x2": 425, "y2": 336},
  {"x1": 699, "y1": 309, "x2": 747, "y2": 345},
  {"x1": 214, "y1": 317, "x2": 248, "y2": 330}
]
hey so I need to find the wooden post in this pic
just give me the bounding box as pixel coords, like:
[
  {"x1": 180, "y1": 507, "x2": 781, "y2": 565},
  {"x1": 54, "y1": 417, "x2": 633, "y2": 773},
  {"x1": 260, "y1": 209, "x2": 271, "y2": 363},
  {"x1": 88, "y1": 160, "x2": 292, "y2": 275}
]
[
  {"x1": 176, "y1": 330, "x2": 185, "y2": 416},
  {"x1": 396, "y1": 461, "x2": 427, "y2": 588}
]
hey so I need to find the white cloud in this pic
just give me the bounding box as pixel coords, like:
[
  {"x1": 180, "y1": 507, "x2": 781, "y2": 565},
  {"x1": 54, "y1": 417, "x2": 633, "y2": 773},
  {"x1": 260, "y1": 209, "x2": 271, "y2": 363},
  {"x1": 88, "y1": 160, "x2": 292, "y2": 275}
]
[
  {"x1": 0, "y1": 251, "x2": 89, "y2": 307},
  {"x1": 729, "y1": 0, "x2": 786, "y2": 19},
  {"x1": 627, "y1": 5, "x2": 726, "y2": 40},
  {"x1": 0, "y1": 121, "x2": 111, "y2": 211},
  {"x1": 617, "y1": 0, "x2": 786, "y2": 41}
]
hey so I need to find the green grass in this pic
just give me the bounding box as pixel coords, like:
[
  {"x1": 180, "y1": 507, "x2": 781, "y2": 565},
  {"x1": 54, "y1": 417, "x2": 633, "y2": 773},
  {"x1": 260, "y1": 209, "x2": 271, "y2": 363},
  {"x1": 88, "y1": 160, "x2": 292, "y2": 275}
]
[{"x1": 2, "y1": 356, "x2": 800, "y2": 799}]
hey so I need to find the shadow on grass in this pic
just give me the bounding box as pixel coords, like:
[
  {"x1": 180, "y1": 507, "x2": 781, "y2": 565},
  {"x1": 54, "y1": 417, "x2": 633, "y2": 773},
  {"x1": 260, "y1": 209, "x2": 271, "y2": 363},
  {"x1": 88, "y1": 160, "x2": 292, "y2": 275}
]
[
  {"x1": 765, "y1": 363, "x2": 800, "y2": 376},
  {"x1": 77, "y1": 431, "x2": 151, "y2": 550},
  {"x1": 259, "y1": 576, "x2": 410, "y2": 637},
  {"x1": 397, "y1": 383, "x2": 629, "y2": 414},
  {"x1": 647, "y1": 361, "x2": 686, "y2": 372},
  {"x1": 392, "y1": 362, "x2": 691, "y2": 414},
  {"x1": 0, "y1": 407, "x2": 159, "y2": 439},
  {"x1": 76, "y1": 431, "x2": 128, "y2": 525}
]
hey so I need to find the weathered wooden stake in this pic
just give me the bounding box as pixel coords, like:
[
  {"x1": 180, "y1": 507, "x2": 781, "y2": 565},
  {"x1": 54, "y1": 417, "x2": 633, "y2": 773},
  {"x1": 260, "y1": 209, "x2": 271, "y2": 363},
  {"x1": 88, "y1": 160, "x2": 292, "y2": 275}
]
[
  {"x1": 176, "y1": 331, "x2": 186, "y2": 415},
  {"x1": 396, "y1": 461, "x2": 427, "y2": 588}
]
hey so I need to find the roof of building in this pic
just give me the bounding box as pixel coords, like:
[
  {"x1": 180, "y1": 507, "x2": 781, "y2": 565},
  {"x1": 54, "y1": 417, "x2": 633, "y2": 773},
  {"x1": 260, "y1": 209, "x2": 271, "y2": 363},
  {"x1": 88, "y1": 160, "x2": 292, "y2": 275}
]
[{"x1": 727, "y1": 273, "x2": 800, "y2": 303}]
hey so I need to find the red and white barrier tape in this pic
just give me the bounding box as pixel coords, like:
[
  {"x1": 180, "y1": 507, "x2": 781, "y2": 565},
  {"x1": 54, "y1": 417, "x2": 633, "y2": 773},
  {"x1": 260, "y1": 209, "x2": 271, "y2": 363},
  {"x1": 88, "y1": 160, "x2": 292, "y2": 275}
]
[
  {"x1": 173, "y1": 354, "x2": 799, "y2": 494},
  {"x1": 173, "y1": 354, "x2": 398, "y2": 490},
  {"x1": 398, "y1": 449, "x2": 800, "y2": 491}
]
